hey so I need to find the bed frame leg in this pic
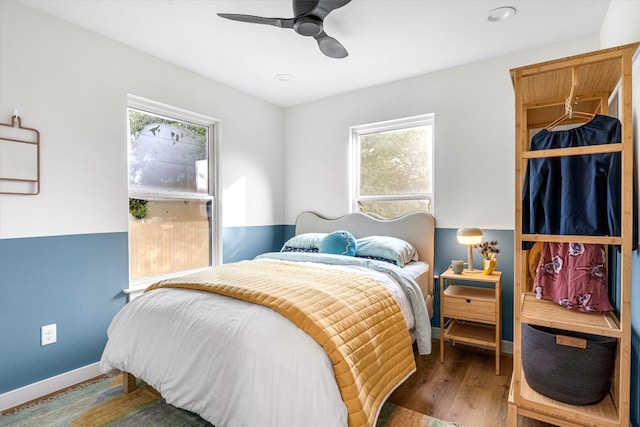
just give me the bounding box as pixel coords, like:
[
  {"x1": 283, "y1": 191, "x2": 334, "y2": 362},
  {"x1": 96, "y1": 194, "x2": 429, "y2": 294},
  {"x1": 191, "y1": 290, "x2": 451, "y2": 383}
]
[{"x1": 122, "y1": 372, "x2": 137, "y2": 394}]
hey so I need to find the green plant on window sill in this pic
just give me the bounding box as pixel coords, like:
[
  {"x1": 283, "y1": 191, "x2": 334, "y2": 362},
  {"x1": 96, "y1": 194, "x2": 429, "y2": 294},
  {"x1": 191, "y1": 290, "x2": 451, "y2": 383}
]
[{"x1": 129, "y1": 198, "x2": 148, "y2": 219}]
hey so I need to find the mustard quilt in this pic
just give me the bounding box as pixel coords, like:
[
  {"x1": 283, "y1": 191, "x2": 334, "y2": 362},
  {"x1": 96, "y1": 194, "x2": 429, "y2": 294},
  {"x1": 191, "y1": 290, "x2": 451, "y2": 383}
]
[{"x1": 147, "y1": 259, "x2": 416, "y2": 427}]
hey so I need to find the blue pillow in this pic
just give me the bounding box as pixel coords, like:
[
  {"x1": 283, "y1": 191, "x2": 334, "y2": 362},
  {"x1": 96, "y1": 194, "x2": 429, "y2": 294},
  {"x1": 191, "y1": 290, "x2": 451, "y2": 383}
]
[{"x1": 320, "y1": 230, "x2": 357, "y2": 256}]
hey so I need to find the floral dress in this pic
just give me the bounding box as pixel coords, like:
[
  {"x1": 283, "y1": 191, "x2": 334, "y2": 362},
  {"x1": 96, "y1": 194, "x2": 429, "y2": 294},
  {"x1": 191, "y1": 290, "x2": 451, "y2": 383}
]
[{"x1": 534, "y1": 242, "x2": 613, "y2": 312}]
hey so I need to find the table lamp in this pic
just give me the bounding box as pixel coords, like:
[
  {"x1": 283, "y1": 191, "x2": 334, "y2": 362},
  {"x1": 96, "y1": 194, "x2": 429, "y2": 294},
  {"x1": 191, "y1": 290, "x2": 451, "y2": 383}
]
[{"x1": 456, "y1": 228, "x2": 483, "y2": 272}]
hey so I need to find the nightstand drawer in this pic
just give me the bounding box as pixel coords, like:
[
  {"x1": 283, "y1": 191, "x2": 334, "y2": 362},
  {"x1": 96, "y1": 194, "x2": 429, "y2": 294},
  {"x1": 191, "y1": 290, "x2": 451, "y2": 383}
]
[{"x1": 443, "y1": 285, "x2": 496, "y2": 323}]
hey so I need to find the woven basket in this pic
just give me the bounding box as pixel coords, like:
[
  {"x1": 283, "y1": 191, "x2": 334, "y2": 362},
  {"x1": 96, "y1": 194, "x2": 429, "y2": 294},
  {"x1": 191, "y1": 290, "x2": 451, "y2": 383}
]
[{"x1": 522, "y1": 323, "x2": 617, "y2": 405}]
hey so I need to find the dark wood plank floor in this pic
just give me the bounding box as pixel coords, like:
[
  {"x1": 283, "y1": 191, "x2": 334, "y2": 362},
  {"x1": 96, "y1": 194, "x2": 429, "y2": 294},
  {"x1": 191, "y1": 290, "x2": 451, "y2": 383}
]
[{"x1": 388, "y1": 339, "x2": 556, "y2": 427}]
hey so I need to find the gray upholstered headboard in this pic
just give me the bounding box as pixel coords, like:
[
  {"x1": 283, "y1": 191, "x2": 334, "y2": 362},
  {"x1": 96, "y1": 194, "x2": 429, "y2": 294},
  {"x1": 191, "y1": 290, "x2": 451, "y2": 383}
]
[{"x1": 295, "y1": 211, "x2": 436, "y2": 299}]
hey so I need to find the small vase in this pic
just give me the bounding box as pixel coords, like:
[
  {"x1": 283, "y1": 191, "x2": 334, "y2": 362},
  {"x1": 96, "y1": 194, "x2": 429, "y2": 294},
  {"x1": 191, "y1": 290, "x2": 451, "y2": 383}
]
[{"x1": 483, "y1": 258, "x2": 497, "y2": 275}]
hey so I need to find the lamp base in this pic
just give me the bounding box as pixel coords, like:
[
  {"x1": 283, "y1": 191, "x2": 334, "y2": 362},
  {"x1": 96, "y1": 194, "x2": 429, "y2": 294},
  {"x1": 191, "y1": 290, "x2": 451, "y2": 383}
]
[{"x1": 466, "y1": 246, "x2": 481, "y2": 274}]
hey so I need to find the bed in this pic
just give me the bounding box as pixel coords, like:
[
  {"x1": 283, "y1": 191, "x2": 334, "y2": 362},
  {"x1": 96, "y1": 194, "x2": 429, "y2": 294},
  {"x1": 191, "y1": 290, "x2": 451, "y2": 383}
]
[{"x1": 100, "y1": 211, "x2": 435, "y2": 427}]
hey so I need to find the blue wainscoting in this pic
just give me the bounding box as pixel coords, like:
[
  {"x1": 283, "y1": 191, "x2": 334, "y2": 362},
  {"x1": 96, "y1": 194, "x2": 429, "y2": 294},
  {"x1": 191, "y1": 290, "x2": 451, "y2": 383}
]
[
  {"x1": 223, "y1": 225, "x2": 289, "y2": 263},
  {"x1": 0, "y1": 225, "x2": 285, "y2": 396},
  {"x1": 433, "y1": 228, "x2": 515, "y2": 342},
  {"x1": 2, "y1": 225, "x2": 636, "y2": 422},
  {"x1": 0, "y1": 233, "x2": 128, "y2": 394}
]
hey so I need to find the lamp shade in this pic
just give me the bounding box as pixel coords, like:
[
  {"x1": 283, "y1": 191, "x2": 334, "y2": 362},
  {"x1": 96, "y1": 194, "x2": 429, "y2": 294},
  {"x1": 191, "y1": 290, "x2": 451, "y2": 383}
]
[{"x1": 456, "y1": 228, "x2": 483, "y2": 245}]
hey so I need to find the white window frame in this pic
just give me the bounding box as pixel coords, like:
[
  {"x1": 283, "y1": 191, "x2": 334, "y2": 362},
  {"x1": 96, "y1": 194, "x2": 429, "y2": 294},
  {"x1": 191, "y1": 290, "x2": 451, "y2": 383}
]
[
  {"x1": 350, "y1": 114, "x2": 435, "y2": 215},
  {"x1": 125, "y1": 94, "x2": 221, "y2": 295}
]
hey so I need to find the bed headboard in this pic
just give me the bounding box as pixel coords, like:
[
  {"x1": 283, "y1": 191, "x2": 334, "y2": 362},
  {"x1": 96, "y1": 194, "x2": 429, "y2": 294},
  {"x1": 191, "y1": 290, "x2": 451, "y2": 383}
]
[{"x1": 295, "y1": 211, "x2": 436, "y2": 297}]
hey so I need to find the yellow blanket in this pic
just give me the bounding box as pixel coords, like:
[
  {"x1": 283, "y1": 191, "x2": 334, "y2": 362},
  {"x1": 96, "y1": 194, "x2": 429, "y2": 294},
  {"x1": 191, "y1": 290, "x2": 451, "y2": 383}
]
[{"x1": 147, "y1": 259, "x2": 416, "y2": 427}]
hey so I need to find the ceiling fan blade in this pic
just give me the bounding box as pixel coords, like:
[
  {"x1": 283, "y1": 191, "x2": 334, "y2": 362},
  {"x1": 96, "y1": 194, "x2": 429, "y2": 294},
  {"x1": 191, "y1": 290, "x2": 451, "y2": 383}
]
[
  {"x1": 219, "y1": 1, "x2": 351, "y2": 59},
  {"x1": 314, "y1": 31, "x2": 348, "y2": 58},
  {"x1": 217, "y1": 13, "x2": 294, "y2": 29},
  {"x1": 294, "y1": 0, "x2": 352, "y2": 20}
]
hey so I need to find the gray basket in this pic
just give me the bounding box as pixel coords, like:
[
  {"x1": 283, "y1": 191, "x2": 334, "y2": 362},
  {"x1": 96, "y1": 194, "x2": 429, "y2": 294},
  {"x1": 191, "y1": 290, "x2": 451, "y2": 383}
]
[{"x1": 522, "y1": 323, "x2": 617, "y2": 405}]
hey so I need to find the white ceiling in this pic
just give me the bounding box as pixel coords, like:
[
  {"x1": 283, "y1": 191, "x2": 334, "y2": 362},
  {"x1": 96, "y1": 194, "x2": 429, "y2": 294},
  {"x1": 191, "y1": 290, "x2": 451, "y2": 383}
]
[{"x1": 19, "y1": 0, "x2": 611, "y2": 107}]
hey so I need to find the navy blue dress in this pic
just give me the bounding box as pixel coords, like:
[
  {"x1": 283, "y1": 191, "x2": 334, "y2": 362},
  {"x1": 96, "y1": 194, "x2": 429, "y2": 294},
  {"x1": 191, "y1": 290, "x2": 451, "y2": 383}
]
[{"x1": 522, "y1": 115, "x2": 636, "y2": 248}]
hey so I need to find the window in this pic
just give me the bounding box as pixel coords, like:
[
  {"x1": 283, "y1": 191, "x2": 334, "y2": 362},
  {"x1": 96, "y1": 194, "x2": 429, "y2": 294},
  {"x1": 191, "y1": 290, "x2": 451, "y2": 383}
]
[
  {"x1": 127, "y1": 95, "x2": 218, "y2": 288},
  {"x1": 351, "y1": 114, "x2": 434, "y2": 219}
]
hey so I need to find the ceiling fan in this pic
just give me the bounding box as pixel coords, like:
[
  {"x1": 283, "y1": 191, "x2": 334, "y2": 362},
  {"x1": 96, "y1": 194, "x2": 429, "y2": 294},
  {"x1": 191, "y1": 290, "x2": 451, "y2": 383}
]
[{"x1": 218, "y1": 0, "x2": 352, "y2": 59}]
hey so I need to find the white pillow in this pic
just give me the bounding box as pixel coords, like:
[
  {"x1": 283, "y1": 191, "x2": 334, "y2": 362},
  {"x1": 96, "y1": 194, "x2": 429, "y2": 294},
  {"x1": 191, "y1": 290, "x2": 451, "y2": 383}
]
[
  {"x1": 281, "y1": 233, "x2": 327, "y2": 251},
  {"x1": 355, "y1": 236, "x2": 418, "y2": 267}
]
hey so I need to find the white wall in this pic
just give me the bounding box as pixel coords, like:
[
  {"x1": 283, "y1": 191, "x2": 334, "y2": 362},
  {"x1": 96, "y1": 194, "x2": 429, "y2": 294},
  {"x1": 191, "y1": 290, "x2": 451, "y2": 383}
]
[
  {"x1": 282, "y1": 37, "x2": 600, "y2": 228},
  {"x1": 600, "y1": 0, "x2": 640, "y2": 48},
  {"x1": 0, "y1": 1, "x2": 284, "y2": 239},
  {"x1": 600, "y1": 0, "x2": 640, "y2": 236}
]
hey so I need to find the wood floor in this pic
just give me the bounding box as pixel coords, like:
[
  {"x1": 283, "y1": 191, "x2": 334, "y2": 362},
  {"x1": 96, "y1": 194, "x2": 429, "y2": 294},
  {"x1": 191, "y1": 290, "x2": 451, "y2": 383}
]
[
  {"x1": 4, "y1": 339, "x2": 557, "y2": 426},
  {"x1": 388, "y1": 339, "x2": 555, "y2": 427}
]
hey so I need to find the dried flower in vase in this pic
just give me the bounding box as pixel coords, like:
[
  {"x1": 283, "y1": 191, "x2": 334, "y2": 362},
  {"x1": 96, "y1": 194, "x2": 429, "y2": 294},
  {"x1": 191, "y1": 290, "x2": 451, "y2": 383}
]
[{"x1": 474, "y1": 240, "x2": 499, "y2": 260}]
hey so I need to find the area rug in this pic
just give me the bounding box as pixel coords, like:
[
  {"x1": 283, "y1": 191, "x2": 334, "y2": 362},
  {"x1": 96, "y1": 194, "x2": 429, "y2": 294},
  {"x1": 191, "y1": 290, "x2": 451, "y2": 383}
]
[{"x1": 0, "y1": 376, "x2": 460, "y2": 427}]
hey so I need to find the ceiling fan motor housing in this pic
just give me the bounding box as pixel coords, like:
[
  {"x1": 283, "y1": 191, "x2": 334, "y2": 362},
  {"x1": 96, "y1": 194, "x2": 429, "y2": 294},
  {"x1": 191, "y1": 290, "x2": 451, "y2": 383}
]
[{"x1": 294, "y1": 16, "x2": 323, "y2": 36}]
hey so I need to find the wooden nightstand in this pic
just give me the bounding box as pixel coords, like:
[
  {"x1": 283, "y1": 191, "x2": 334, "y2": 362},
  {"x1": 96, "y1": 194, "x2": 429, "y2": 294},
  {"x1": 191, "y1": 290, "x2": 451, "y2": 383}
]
[{"x1": 439, "y1": 268, "x2": 502, "y2": 375}]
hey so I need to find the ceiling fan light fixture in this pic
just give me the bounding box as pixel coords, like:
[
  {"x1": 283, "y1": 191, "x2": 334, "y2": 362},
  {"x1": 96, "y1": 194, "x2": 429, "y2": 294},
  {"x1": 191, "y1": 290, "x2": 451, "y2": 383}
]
[
  {"x1": 294, "y1": 16, "x2": 323, "y2": 36},
  {"x1": 486, "y1": 6, "x2": 516, "y2": 22}
]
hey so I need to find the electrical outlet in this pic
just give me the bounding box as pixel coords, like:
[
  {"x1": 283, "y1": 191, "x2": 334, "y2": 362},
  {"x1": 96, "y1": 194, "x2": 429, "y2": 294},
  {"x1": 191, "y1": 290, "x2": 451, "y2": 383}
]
[{"x1": 41, "y1": 324, "x2": 57, "y2": 346}]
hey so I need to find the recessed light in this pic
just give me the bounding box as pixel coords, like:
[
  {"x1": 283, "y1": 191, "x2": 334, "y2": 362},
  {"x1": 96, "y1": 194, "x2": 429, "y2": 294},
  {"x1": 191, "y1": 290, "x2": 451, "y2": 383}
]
[
  {"x1": 486, "y1": 6, "x2": 516, "y2": 22},
  {"x1": 274, "y1": 73, "x2": 295, "y2": 82}
]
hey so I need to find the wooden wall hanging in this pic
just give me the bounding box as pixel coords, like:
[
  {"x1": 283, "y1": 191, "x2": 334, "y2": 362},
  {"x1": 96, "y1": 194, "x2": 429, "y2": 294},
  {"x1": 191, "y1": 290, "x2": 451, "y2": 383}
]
[{"x1": 0, "y1": 113, "x2": 40, "y2": 195}]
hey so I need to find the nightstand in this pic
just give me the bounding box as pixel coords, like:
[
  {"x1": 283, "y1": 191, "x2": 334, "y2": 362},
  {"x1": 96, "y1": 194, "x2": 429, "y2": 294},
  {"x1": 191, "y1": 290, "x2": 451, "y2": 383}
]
[{"x1": 439, "y1": 268, "x2": 502, "y2": 375}]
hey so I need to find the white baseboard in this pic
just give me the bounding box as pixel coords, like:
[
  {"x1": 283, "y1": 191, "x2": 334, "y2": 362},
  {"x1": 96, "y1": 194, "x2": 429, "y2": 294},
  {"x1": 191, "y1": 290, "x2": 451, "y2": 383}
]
[{"x1": 0, "y1": 362, "x2": 102, "y2": 412}]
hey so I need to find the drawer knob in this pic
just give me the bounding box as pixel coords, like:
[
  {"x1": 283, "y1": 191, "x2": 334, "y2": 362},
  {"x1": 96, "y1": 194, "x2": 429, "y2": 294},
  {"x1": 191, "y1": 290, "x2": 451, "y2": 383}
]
[{"x1": 466, "y1": 299, "x2": 471, "y2": 303}]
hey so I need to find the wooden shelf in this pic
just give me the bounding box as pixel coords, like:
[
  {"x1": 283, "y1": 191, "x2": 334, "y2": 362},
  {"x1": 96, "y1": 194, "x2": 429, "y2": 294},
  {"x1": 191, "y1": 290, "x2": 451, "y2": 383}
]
[
  {"x1": 511, "y1": 44, "x2": 631, "y2": 129},
  {"x1": 520, "y1": 293, "x2": 621, "y2": 338},
  {"x1": 510, "y1": 368, "x2": 621, "y2": 427},
  {"x1": 522, "y1": 234, "x2": 623, "y2": 245},
  {"x1": 439, "y1": 269, "x2": 501, "y2": 283},
  {"x1": 522, "y1": 143, "x2": 622, "y2": 159},
  {"x1": 443, "y1": 320, "x2": 496, "y2": 347}
]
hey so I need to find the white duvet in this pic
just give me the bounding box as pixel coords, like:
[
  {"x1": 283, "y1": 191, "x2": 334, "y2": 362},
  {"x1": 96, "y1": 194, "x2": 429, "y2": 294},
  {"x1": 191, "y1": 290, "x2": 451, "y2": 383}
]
[{"x1": 100, "y1": 257, "x2": 429, "y2": 427}]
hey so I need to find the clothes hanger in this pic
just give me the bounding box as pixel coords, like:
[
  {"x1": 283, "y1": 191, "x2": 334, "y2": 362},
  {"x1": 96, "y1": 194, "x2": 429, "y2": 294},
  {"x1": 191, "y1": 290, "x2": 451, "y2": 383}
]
[
  {"x1": 544, "y1": 67, "x2": 595, "y2": 131},
  {"x1": 544, "y1": 100, "x2": 595, "y2": 130}
]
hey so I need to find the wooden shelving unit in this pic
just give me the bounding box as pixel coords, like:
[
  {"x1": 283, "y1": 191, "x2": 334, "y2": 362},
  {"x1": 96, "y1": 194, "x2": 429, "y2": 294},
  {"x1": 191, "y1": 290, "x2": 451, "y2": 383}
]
[{"x1": 508, "y1": 43, "x2": 638, "y2": 427}]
